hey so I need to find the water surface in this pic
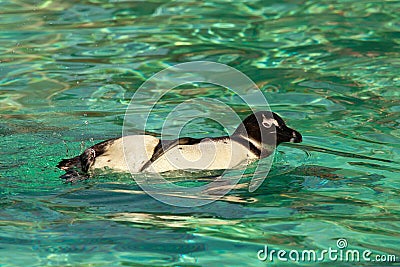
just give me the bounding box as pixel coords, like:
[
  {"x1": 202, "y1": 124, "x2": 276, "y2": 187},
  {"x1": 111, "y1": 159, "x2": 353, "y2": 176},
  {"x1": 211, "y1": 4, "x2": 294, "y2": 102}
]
[{"x1": 1, "y1": 0, "x2": 399, "y2": 266}]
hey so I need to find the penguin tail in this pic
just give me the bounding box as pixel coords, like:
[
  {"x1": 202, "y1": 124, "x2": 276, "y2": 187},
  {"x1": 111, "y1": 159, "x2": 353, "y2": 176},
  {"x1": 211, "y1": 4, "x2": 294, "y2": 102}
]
[
  {"x1": 57, "y1": 156, "x2": 91, "y2": 183},
  {"x1": 57, "y1": 156, "x2": 81, "y2": 171}
]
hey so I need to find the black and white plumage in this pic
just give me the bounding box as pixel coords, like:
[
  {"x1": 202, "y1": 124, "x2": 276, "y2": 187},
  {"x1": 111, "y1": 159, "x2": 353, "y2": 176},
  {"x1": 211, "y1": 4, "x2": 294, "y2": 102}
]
[{"x1": 57, "y1": 111, "x2": 302, "y2": 182}]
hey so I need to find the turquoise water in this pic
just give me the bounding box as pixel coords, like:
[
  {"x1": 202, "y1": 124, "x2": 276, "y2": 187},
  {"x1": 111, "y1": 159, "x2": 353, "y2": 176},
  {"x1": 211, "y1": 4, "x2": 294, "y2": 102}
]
[{"x1": 1, "y1": 0, "x2": 400, "y2": 266}]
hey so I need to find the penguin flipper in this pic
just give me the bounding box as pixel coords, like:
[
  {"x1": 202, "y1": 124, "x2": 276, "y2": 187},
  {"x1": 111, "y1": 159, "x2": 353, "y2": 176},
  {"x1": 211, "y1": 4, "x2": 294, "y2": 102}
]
[{"x1": 139, "y1": 137, "x2": 202, "y2": 171}]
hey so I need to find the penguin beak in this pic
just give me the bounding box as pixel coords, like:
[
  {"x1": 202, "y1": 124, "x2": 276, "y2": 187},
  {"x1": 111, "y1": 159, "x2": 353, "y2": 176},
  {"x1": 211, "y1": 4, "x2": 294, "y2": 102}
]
[
  {"x1": 289, "y1": 129, "x2": 302, "y2": 143},
  {"x1": 277, "y1": 127, "x2": 302, "y2": 144}
]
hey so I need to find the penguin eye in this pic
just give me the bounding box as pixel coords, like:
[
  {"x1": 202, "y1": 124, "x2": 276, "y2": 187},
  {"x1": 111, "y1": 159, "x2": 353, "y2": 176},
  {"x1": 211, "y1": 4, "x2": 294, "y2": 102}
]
[
  {"x1": 262, "y1": 120, "x2": 272, "y2": 128},
  {"x1": 261, "y1": 114, "x2": 276, "y2": 128}
]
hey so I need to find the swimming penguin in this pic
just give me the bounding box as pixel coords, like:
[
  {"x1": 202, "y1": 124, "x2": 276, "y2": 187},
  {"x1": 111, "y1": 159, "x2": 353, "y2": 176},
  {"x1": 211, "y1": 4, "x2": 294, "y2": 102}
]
[{"x1": 57, "y1": 111, "x2": 302, "y2": 182}]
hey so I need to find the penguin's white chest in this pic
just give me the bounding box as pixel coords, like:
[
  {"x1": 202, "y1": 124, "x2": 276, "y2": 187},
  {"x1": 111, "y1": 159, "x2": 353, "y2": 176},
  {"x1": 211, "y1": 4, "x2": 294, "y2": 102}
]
[
  {"x1": 147, "y1": 138, "x2": 257, "y2": 173},
  {"x1": 92, "y1": 135, "x2": 258, "y2": 173}
]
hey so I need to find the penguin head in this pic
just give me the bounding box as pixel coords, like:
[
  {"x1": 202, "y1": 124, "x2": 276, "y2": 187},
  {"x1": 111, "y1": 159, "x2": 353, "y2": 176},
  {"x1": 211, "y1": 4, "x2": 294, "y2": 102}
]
[
  {"x1": 270, "y1": 112, "x2": 302, "y2": 145},
  {"x1": 233, "y1": 111, "x2": 302, "y2": 149}
]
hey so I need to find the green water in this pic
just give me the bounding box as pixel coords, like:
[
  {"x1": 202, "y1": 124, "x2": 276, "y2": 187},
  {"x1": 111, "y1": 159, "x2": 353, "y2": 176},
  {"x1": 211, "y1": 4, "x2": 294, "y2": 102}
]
[{"x1": 1, "y1": 0, "x2": 399, "y2": 266}]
